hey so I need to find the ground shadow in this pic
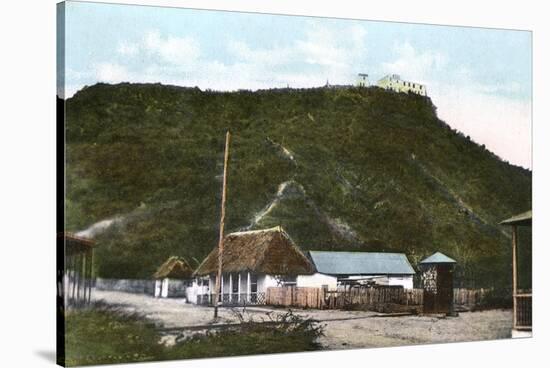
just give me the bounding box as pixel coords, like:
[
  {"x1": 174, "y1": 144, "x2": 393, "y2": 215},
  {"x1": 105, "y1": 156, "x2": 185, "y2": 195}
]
[{"x1": 35, "y1": 350, "x2": 56, "y2": 364}]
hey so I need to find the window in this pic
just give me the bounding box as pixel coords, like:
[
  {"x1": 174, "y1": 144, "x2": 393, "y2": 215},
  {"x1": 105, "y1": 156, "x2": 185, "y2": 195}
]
[
  {"x1": 232, "y1": 273, "x2": 239, "y2": 293},
  {"x1": 282, "y1": 275, "x2": 297, "y2": 286},
  {"x1": 250, "y1": 274, "x2": 258, "y2": 293}
]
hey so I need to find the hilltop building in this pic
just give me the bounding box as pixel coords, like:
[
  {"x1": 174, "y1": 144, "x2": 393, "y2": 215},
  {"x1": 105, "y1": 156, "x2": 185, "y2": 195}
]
[
  {"x1": 357, "y1": 73, "x2": 369, "y2": 87},
  {"x1": 377, "y1": 74, "x2": 427, "y2": 96}
]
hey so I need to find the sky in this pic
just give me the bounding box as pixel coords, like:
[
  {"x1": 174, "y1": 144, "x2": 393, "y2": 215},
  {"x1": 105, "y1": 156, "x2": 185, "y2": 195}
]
[{"x1": 59, "y1": 1, "x2": 532, "y2": 169}]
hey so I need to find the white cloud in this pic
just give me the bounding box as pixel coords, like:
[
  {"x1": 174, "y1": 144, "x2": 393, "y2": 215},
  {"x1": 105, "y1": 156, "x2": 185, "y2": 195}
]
[
  {"x1": 116, "y1": 42, "x2": 139, "y2": 57},
  {"x1": 382, "y1": 42, "x2": 447, "y2": 83},
  {"x1": 143, "y1": 30, "x2": 200, "y2": 66},
  {"x1": 297, "y1": 24, "x2": 367, "y2": 68},
  {"x1": 224, "y1": 22, "x2": 368, "y2": 88},
  {"x1": 114, "y1": 30, "x2": 201, "y2": 67},
  {"x1": 95, "y1": 62, "x2": 130, "y2": 83},
  {"x1": 72, "y1": 25, "x2": 368, "y2": 95}
]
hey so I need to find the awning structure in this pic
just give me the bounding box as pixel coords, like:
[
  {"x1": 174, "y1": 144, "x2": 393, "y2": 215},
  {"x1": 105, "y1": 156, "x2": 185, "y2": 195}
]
[
  {"x1": 500, "y1": 209, "x2": 532, "y2": 333},
  {"x1": 500, "y1": 210, "x2": 532, "y2": 226}
]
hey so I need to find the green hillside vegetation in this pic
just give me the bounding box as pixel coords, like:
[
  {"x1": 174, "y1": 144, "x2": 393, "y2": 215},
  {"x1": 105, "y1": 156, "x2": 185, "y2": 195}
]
[{"x1": 64, "y1": 83, "x2": 531, "y2": 289}]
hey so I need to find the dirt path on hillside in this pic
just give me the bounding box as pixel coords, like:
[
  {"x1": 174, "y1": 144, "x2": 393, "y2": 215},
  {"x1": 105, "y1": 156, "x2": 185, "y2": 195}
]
[{"x1": 92, "y1": 290, "x2": 513, "y2": 349}]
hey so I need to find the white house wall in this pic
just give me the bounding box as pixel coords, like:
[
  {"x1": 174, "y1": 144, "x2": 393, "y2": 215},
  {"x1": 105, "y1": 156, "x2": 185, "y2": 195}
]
[
  {"x1": 388, "y1": 276, "x2": 413, "y2": 289},
  {"x1": 297, "y1": 273, "x2": 338, "y2": 289},
  {"x1": 377, "y1": 75, "x2": 427, "y2": 96},
  {"x1": 186, "y1": 278, "x2": 210, "y2": 304},
  {"x1": 257, "y1": 274, "x2": 278, "y2": 292},
  {"x1": 161, "y1": 278, "x2": 169, "y2": 298},
  {"x1": 154, "y1": 280, "x2": 161, "y2": 297},
  {"x1": 296, "y1": 273, "x2": 413, "y2": 290}
]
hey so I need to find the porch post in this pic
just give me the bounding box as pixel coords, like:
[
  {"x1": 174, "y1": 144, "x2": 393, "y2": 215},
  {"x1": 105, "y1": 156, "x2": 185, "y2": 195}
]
[
  {"x1": 247, "y1": 272, "x2": 251, "y2": 303},
  {"x1": 229, "y1": 273, "x2": 233, "y2": 303},
  {"x1": 238, "y1": 273, "x2": 242, "y2": 302},
  {"x1": 512, "y1": 225, "x2": 518, "y2": 329},
  {"x1": 221, "y1": 274, "x2": 224, "y2": 303}
]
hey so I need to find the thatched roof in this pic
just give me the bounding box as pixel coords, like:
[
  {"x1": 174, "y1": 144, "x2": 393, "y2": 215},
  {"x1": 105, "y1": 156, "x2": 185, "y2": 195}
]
[
  {"x1": 153, "y1": 256, "x2": 194, "y2": 279},
  {"x1": 194, "y1": 226, "x2": 315, "y2": 276}
]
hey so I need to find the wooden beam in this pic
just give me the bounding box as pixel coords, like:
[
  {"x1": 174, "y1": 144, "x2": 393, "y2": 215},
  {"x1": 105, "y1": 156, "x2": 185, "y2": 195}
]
[
  {"x1": 214, "y1": 131, "x2": 231, "y2": 318},
  {"x1": 82, "y1": 252, "x2": 87, "y2": 302},
  {"x1": 247, "y1": 272, "x2": 251, "y2": 303},
  {"x1": 85, "y1": 250, "x2": 89, "y2": 303},
  {"x1": 238, "y1": 273, "x2": 242, "y2": 302},
  {"x1": 512, "y1": 224, "x2": 518, "y2": 329},
  {"x1": 70, "y1": 255, "x2": 77, "y2": 302},
  {"x1": 229, "y1": 273, "x2": 233, "y2": 302},
  {"x1": 88, "y1": 249, "x2": 94, "y2": 304}
]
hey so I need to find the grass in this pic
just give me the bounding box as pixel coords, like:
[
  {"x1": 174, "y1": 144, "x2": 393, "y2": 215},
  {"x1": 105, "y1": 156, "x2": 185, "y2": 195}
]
[
  {"x1": 63, "y1": 303, "x2": 163, "y2": 366},
  {"x1": 62, "y1": 304, "x2": 323, "y2": 366}
]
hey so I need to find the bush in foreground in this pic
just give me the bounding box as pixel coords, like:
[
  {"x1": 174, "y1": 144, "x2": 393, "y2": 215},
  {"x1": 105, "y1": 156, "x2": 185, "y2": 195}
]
[{"x1": 63, "y1": 304, "x2": 323, "y2": 366}]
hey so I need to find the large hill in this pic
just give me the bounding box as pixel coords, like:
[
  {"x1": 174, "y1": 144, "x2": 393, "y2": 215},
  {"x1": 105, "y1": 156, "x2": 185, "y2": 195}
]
[{"x1": 63, "y1": 83, "x2": 531, "y2": 289}]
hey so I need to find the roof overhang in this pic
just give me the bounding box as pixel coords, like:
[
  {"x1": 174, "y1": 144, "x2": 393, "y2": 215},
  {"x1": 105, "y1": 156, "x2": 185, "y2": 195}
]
[{"x1": 500, "y1": 210, "x2": 532, "y2": 226}]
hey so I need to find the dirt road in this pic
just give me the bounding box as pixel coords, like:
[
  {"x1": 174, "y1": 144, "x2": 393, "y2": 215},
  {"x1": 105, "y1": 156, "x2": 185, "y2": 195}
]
[{"x1": 93, "y1": 290, "x2": 513, "y2": 349}]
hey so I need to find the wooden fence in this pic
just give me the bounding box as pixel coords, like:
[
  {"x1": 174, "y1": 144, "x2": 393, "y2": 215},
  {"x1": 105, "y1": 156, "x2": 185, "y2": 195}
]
[
  {"x1": 453, "y1": 288, "x2": 488, "y2": 309},
  {"x1": 266, "y1": 287, "x2": 324, "y2": 309},
  {"x1": 266, "y1": 286, "x2": 491, "y2": 311},
  {"x1": 324, "y1": 287, "x2": 423, "y2": 310}
]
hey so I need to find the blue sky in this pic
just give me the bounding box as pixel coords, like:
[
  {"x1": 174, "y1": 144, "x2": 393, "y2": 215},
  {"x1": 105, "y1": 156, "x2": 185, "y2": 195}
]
[{"x1": 59, "y1": 1, "x2": 532, "y2": 168}]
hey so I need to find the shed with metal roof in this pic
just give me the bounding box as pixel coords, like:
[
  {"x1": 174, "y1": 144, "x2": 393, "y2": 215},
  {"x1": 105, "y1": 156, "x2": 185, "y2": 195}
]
[{"x1": 296, "y1": 251, "x2": 416, "y2": 289}]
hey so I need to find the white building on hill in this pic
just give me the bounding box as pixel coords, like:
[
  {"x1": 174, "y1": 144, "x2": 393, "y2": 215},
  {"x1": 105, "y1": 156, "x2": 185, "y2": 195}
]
[
  {"x1": 377, "y1": 74, "x2": 427, "y2": 96},
  {"x1": 357, "y1": 73, "x2": 369, "y2": 87}
]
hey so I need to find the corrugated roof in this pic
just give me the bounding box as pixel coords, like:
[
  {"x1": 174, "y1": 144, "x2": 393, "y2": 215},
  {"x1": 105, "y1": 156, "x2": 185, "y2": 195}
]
[
  {"x1": 500, "y1": 210, "x2": 532, "y2": 226},
  {"x1": 419, "y1": 252, "x2": 456, "y2": 264},
  {"x1": 308, "y1": 251, "x2": 415, "y2": 275}
]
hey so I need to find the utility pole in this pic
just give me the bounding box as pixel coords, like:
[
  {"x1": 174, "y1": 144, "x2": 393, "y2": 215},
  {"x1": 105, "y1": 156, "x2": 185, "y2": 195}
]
[{"x1": 214, "y1": 131, "x2": 230, "y2": 319}]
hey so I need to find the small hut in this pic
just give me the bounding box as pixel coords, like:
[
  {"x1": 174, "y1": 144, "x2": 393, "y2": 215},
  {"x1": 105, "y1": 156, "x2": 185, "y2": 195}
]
[
  {"x1": 419, "y1": 252, "x2": 456, "y2": 315},
  {"x1": 193, "y1": 226, "x2": 315, "y2": 306},
  {"x1": 153, "y1": 256, "x2": 194, "y2": 298}
]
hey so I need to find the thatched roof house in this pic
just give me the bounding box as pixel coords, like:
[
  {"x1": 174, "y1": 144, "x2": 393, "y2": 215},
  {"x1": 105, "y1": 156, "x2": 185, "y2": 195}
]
[
  {"x1": 194, "y1": 226, "x2": 314, "y2": 276},
  {"x1": 153, "y1": 256, "x2": 194, "y2": 280}
]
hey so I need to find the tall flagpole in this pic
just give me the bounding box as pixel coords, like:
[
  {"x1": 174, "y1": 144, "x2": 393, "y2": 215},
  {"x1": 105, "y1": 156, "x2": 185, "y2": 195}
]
[{"x1": 214, "y1": 131, "x2": 230, "y2": 319}]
